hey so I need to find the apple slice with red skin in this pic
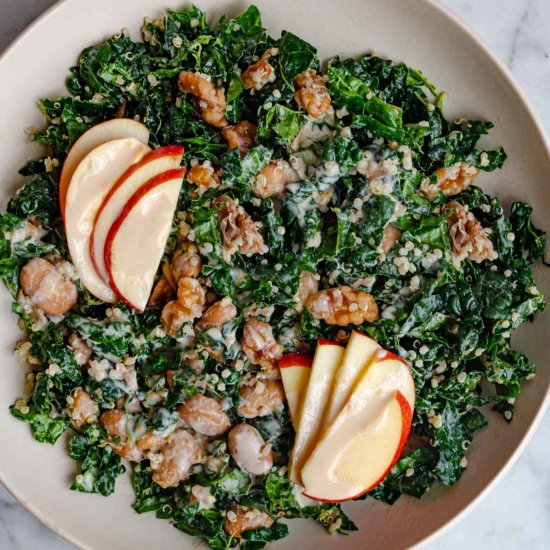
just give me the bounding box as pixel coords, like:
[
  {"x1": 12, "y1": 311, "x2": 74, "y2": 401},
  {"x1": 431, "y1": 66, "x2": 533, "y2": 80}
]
[
  {"x1": 301, "y1": 353, "x2": 415, "y2": 502},
  {"x1": 303, "y1": 391, "x2": 412, "y2": 502},
  {"x1": 323, "y1": 330, "x2": 380, "y2": 427},
  {"x1": 90, "y1": 145, "x2": 184, "y2": 284},
  {"x1": 59, "y1": 118, "x2": 149, "y2": 219},
  {"x1": 279, "y1": 353, "x2": 312, "y2": 370},
  {"x1": 64, "y1": 137, "x2": 150, "y2": 302},
  {"x1": 279, "y1": 353, "x2": 313, "y2": 429},
  {"x1": 104, "y1": 167, "x2": 185, "y2": 311},
  {"x1": 288, "y1": 340, "x2": 344, "y2": 485}
]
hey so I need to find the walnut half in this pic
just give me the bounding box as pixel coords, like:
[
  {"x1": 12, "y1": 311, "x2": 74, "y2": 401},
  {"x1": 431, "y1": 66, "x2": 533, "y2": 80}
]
[
  {"x1": 305, "y1": 286, "x2": 379, "y2": 326},
  {"x1": 213, "y1": 195, "x2": 266, "y2": 257}
]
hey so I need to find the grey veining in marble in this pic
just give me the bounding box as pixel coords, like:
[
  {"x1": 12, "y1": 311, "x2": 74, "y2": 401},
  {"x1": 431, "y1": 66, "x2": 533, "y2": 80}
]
[{"x1": 0, "y1": 0, "x2": 549, "y2": 549}]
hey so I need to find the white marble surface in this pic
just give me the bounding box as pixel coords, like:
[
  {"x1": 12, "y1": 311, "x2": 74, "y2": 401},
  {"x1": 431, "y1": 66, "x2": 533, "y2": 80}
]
[{"x1": 0, "y1": 0, "x2": 548, "y2": 548}]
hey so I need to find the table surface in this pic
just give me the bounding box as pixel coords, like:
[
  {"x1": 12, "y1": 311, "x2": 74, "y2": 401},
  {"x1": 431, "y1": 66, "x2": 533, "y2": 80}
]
[{"x1": 0, "y1": 0, "x2": 549, "y2": 549}]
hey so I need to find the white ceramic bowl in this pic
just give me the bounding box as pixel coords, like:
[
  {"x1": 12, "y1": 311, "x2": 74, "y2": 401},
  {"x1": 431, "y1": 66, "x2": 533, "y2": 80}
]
[{"x1": 0, "y1": 1, "x2": 548, "y2": 549}]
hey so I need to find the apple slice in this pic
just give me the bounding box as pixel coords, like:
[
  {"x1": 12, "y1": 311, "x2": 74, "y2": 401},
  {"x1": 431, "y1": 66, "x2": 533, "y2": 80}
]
[
  {"x1": 323, "y1": 330, "x2": 380, "y2": 427},
  {"x1": 104, "y1": 168, "x2": 185, "y2": 311},
  {"x1": 301, "y1": 355, "x2": 415, "y2": 502},
  {"x1": 90, "y1": 146, "x2": 184, "y2": 284},
  {"x1": 59, "y1": 118, "x2": 149, "y2": 219},
  {"x1": 64, "y1": 137, "x2": 151, "y2": 302},
  {"x1": 288, "y1": 340, "x2": 344, "y2": 485},
  {"x1": 279, "y1": 353, "x2": 313, "y2": 429}
]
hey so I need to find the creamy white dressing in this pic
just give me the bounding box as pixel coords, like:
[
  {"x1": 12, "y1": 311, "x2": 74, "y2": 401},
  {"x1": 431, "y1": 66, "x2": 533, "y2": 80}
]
[
  {"x1": 224, "y1": 327, "x2": 238, "y2": 351},
  {"x1": 16, "y1": 292, "x2": 48, "y2": 331},
  {"x1": 191, "y1": 485, "x2": 216, "y2": 510},
  {"x1": 104, "y1": 324, "x2": 122, "y2": 337},
  {"x1": 286, "y1": 195, "x2": 317, "y2": 226},
  {"x1": 152, "y1": 407, "x2": 179, "y2": 435},
  {"x1": 8, "y1": 220, "x2": 46, "y2": 246},
  {"x1": 260, "y1": 417, "x2": 282, "y2": 438},
  {"x1": 292, "y1": 121, "x2": 335, "y2": 151},
  {"x1": 220, "y1": 476, "x2": 240, "y2": 492},
  {"x1": 80, "y1": 469, "x2": 97, "y2": 492},
  {"x1": 206, "y1": 327, "x2": 223, "y2": 341},
  {"x1": 314, "y1": 161, "x2": 341, "y2": 185},
  {"x1": 127, "y1": 415, "x2": 148, "y2": 442},
  {"x1": 278, "y1": 323, "x2": 300, "y2": 348}
]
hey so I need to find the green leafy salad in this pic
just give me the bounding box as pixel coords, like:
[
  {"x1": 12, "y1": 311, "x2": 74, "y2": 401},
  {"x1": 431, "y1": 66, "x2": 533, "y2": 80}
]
[{"x1": 1, "y1": 4, "x2": 547, "y2": 548}]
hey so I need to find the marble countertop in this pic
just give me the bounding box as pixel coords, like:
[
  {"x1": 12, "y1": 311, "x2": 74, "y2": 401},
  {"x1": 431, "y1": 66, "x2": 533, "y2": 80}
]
[{"x1": 0, "y1": 0, "x2": 548, "y2": 549}]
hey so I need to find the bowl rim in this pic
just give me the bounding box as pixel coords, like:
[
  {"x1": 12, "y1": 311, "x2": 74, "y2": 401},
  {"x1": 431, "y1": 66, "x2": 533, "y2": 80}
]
[{"x1": 0, "y1": 1, "x2": 548, "y2": 549}]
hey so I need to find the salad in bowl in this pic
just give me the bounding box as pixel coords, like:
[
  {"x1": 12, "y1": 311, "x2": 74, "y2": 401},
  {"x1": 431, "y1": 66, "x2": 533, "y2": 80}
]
[{"x1": 1, "y1": 4, "x2": 546, "y2": 548}]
